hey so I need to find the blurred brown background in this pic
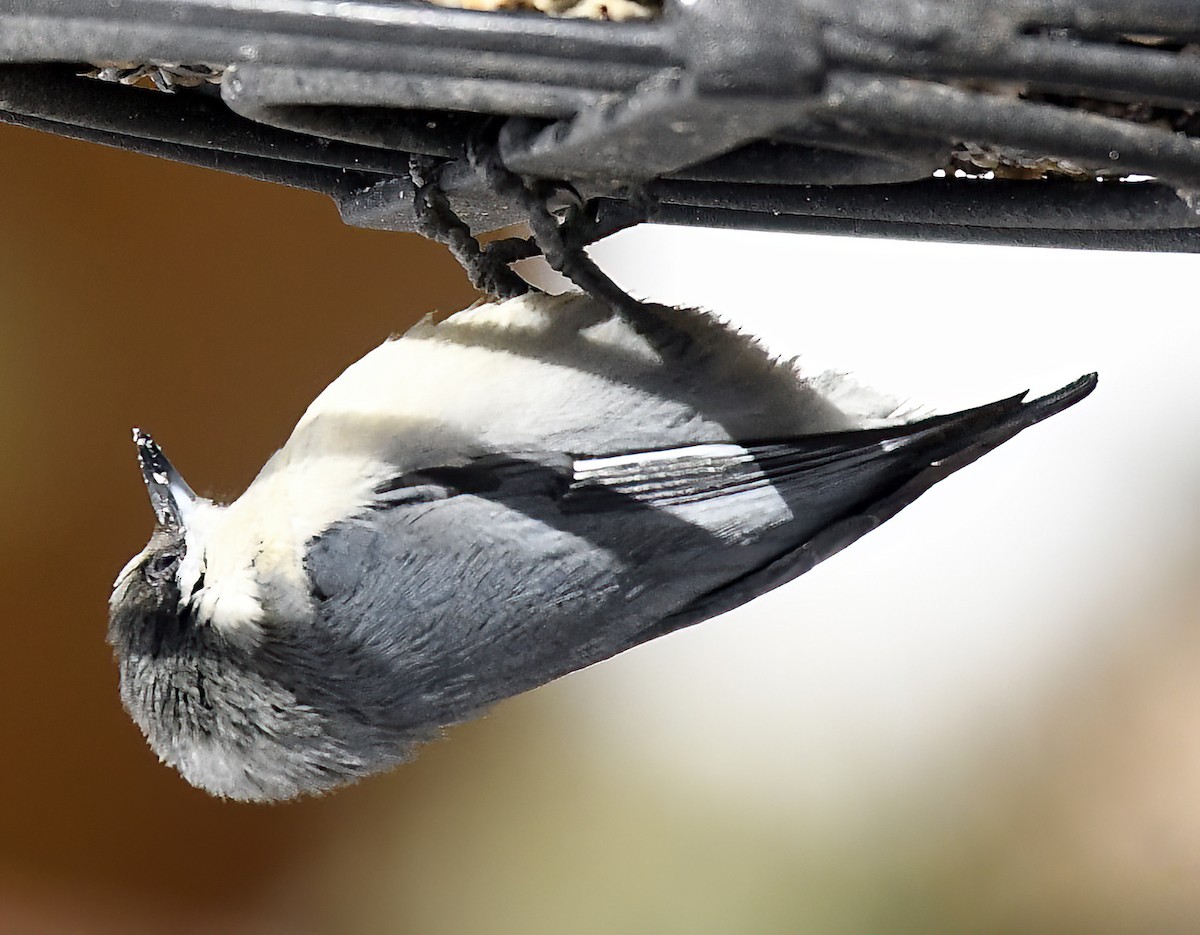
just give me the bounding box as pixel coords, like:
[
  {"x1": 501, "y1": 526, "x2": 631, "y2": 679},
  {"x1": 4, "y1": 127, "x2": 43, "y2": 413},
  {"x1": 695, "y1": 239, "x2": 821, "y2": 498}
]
[{"x1": 1, "y1": 121, "x2": 1198, "y2": 934}]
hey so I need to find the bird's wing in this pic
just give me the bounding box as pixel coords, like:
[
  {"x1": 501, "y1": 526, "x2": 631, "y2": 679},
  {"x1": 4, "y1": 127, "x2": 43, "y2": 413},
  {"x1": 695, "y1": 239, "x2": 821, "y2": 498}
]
[{"x1": 303, "y1": 375, "x2": 1096, "y2": 729}]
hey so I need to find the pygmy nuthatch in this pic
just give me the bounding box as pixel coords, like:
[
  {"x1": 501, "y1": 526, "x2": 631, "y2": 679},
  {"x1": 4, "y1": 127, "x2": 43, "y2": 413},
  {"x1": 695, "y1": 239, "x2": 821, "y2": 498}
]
[{"x1": 109, "y1": 292, "x2": 1096, "y2": 801}]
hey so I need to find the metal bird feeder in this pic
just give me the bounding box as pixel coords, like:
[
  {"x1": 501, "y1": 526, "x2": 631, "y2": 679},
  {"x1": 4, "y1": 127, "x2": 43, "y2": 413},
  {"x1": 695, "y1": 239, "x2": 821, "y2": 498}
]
[{"x1": 3, "y1": 0, "x2": 1200, "y2": 291}]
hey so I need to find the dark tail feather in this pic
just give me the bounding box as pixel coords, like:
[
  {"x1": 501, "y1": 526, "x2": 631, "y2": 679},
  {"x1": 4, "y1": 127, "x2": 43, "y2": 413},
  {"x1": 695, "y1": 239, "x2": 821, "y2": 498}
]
[{"x1": 632, "y1": 373, "x2": 1098, "y2": 647}]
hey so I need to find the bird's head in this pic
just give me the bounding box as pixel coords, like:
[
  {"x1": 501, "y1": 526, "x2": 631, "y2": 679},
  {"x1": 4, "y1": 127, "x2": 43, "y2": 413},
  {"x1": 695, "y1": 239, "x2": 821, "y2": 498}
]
[{"x1": 107, "y1": 431, "x2": 410, "y2": 800}]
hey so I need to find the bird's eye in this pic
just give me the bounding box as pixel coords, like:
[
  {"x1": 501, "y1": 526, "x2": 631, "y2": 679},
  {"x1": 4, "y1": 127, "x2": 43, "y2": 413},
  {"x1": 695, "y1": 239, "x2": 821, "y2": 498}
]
[{"x1": 147, "y1": 552, "x2": 179, "y2": 578}]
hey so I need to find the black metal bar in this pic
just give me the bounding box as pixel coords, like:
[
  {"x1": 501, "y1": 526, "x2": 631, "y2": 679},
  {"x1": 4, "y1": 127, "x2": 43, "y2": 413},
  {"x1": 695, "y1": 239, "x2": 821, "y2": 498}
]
[
  {"x1": 223, "y1": 64, "x2": 602, "y2": 126},
  {"x1": 633, "y1": 205, "x2": 1200, "y2": 252},
  {"x1": 804, "y1": 0, "x2": 1200, "y2": 44},
  {"x1": 0, "y1": 108, "x2": 365, "y2": 195},
  {"x1": 826, "y1": 31, "x2": 1200, "y2": 112},
  {"x1": 823, "y1": 74, "x2": 1200, "y2": 188},
  {"x1": 0, "y1": 64, "x2": 413, "y2": 174},
  {"x1": 646, "y1": 178, "x2": 1200, "y2": 231},
  {"x1": 0, "y1": 0, "x2": 673, "y2": 75}
]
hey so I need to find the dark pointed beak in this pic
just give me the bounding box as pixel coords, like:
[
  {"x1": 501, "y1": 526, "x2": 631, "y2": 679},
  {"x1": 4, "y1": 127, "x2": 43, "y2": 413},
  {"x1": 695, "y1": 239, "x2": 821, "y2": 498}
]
[{"x1": 133, "y1": 429, "x2": 197, "y2": 528}]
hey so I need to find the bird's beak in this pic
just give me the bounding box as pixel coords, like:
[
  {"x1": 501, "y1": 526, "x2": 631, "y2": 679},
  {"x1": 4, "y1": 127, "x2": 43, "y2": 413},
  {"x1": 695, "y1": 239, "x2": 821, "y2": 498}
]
[{"x1": 132, "y1": 429, "x2": 197, "y2": 528}]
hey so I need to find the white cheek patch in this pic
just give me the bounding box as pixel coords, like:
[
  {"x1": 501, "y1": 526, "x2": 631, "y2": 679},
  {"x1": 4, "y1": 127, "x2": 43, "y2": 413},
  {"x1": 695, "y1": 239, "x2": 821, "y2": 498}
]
[
  {"x1": 176, "y1": 501, "x2": 213, "y2": 603},
  {"x1": 173, "y1": 500, "x2": 267, "y2": 645},
  {"x1": 177, "y1": 541, "x2": 205, "y2": 602}
]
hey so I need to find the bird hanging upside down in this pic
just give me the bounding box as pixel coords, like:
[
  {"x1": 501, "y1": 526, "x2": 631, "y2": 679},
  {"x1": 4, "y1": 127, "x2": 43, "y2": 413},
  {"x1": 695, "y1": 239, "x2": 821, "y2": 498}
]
[{"x1": 108, "y1": 292, "x2": 1096, "y2": 801}]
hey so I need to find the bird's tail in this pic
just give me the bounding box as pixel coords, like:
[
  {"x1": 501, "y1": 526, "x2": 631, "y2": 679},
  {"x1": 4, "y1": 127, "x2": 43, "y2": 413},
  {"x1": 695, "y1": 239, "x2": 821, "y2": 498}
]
[{"x1": 634, "y1": 372, "x2": 1098, "y2": 644}]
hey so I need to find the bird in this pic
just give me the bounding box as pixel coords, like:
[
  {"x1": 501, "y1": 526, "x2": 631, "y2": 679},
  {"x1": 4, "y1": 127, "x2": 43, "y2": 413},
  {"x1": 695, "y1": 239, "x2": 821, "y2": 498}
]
[{"x1": 108, "y1": 291, "x2": 1096, "y2": 801}]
